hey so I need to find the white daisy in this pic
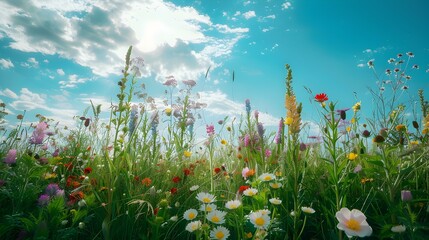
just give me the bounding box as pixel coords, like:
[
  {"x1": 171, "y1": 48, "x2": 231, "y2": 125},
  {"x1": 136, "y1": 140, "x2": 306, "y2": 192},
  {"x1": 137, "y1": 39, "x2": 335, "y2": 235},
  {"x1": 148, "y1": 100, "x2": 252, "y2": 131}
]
[
  {"x1": 269, "y1": 198, "x2": 282, "y2": 205},
  {"x1": 249, "y1": 211, "x2": 271, "y2": 230},
  {"x1": 258, "y1": 173, "x2": 276, "y2": 182},
  {"x1": 301, "y1": 206, "x2": 315, "y2": 214},
  {"x1": 200, "y1": 203, "x2": 217, "y2": 213},
  {"x1": 225, "y1": 200, "x2": 242, "y2": 210},
  {"x1": 185, "y1": 220, "x2": 202, "y2": 232},
  {"x1": 196, "y1": 192, "x2": 216, "y2": 204},
  {"x1": 206, "y1": 210, "x2": 227, "y2": 224},
  {"x1": 183, "y1": 208, "x2": 198, "y2": 220},
  {"x1": 243, "y1": 188, "x2": 258, "y2": 197},
  {"x1": 210, "y1": 226, "x2": 230, "y2": 240}
]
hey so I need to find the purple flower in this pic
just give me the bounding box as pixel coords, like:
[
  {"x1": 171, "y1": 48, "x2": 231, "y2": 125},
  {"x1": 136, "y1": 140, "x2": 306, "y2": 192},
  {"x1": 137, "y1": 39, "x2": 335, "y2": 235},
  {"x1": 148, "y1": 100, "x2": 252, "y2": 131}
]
[
  {"x1": 254, "y1": 110, "x2": 259, "y2": 120},
  {"x1": 245, "y1": 99, "x2": 251, "y2": 115},
  {"x1": 45, "y1": 183, "x2": 61, "y2": 196},
  {"x1": 52, "y1": 149, "x2": 60, "y2": 157},
  {"x1": 4, "y1": 149, "x2": 17, "y2": 165},
  {"x1": 299, "y1": 143, "x2": 307, "y2": 151},
  {"x1": 257, "y1": 123, "x2": 265, "y2": 138},
  {"x1": 353, "y1": 164, "x2": 362, "y2": 173},
  {"x1": 182, "y1": 80, "x2": 196, "y2": 87},
  {"x1": 265, "y1": 149, "x2": 272, "y2": 157},
  {"x1": 55, "y1": 189, "x2": 65, "y2": 197},
  {"x1": 275, "y1": 118, "x2": 284, "y2": 144},
  {"x1": 38, "y1": 194, "x2": 50, "y2": 206},
  {"x1": 401, "y1": 190, "x2": 412, "y2": 202},
  {"x1": 206, "y1": 124, "x2": 215, "y2": 137},
  {"x1": 244, "y1": 134, "x2": 250, "y2": 147},
  {"x1": 30, "y1": 122, "x2": 48, "y2": 144}
]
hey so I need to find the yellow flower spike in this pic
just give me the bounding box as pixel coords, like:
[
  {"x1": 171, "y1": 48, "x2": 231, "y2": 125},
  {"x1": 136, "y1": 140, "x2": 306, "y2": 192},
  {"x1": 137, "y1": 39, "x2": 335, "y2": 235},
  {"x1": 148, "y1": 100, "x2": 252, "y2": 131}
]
[
  {"x1": 284, "y1": 117, "x2": 293, "y2": 125},
  {"x1": 352, "y1": 102, "x2": 361, "y2": 112},
  {"x1": 184, "y1": 151, "x2": 192, "y2": 157},
  {"x1": 347, "y1": 152, "x2": 358, "y2": 160}
]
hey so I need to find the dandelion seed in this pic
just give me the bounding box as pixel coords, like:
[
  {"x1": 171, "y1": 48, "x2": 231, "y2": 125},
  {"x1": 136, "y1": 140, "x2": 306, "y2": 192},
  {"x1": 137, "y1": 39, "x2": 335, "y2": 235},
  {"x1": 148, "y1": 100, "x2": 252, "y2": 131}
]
[{"x1": 367, "y1": 60, "x2": 374, "y2": 68}]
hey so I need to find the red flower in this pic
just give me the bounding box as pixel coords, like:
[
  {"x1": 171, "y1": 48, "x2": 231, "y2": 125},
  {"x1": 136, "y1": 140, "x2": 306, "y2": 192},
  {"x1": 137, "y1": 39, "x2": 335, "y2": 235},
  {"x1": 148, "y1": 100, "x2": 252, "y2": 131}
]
[
  {"x1": 214, "y1": 167, "x2": 221, "y2": 174},
  {"x1": 183, "y1": 168, "x2": 191, "y2": 176},
  {"x1": 314, "y1": 93, "x2": 329, "y2": 103},
  {"x1": 239, "y1": 185, "x2": 250, "y2": 193},
  {"x1": 64, "y1": 162, "x2": 73, "y2": 171},
  {"x1": 172, "y1": 176, "x2": 181, "y2": 183},
  {"x1": 84, "y1": 167, "x2": 92, "y2": 175},
  {"x1": 154, "y1": 207, "x2": 159, "y2": 216},
  {"x1": 170, "y1": 187, "x2": 178, "y2": 195}
]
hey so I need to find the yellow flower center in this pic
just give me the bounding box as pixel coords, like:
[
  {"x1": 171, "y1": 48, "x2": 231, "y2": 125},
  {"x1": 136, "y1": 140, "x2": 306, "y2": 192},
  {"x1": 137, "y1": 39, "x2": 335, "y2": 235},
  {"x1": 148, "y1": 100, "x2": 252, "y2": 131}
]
[
  {"x1": 188, "y1": 213, "x2": 195, "y2": 219},
  {"x1": 346, "y1": 219, "x2": 361, "y2": 231},
  {"x1": 284, "y1": 117, "x2": 293, "y2": 125},
  {"x1": 215, "y1": 231, "x2": 224, "y2": 239},
  {"x1": 211, "y1": 216, "x2": 220, "y2": 223},
  {"x1": 203, "y1": 197, "x2": 211, "y2": 203},
  {"x1": 255, "y1": 217, "x2": 265, "y2": 226},
  {"x1": 206, "y1": 206, "x2": 212, "y2": 212},
  {"x1": 264, "y1": 175, "x2": 272, "y2": 181}
]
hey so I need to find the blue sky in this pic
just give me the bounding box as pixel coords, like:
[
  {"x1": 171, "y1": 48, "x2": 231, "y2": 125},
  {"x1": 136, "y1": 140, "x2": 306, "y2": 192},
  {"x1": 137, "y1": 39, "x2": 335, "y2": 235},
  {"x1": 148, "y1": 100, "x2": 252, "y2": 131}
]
[{"x1": 1, "y1": 0, "x2": 428, "y2": 137}]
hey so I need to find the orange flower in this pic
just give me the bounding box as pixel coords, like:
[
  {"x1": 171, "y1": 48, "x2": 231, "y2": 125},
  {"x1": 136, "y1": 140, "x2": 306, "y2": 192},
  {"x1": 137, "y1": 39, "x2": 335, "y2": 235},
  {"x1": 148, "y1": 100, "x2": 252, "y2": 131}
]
[{"x1": 141, "y1": 177, "x2": 152, "y2": 187}]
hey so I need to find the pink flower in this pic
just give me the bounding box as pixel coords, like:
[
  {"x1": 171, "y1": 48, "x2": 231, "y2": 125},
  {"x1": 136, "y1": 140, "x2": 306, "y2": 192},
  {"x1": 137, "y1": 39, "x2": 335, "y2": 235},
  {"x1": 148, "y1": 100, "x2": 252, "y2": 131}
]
[
  {"x1": 182, "y1": 80, "x2": 196, "y2": 87},
  {"x1": 30, "y1": 122, "x2": 48, "y2": 144},
  {"x1": 163, "y1": 76, "x2": 177, "y2": 87},
  {"x1": 265, "y1": 149, "x2": 272, "y2": 157},
  {"x1": 206, "y1": 124, "x2": 215, "y2": 136},
  {"x1": 242, "y1": 167, "x2": 250, "y2": 179},
  {"x1": 3, "y1": 149, "x2": 17, "y2": 165}
]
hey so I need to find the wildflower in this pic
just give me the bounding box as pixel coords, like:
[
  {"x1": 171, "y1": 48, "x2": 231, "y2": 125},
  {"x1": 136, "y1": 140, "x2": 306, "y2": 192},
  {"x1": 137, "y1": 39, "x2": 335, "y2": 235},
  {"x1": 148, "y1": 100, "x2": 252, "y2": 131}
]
[
  {"x1": 220, "y1": 139, "x2": 227, "y2": 145},
  {"x1": 243, "y1": 188, "x2": 258, "y2": 197},
  {"x1": 182, "y1": 80, "x2": 196, "y2": 87},
  {"x1": 129, "y1": 104, "x2": 138, "y2": 137},
  {"x1": 301, "y1": 206, "x2": 315, "y2": 214},
  {"x1": 346, "y1": 126, "x2": 351, "y2": 132},
  {"x1": 401, "y1": 190, "x2": 412, "y2": 202},
  {"x1": 257, "y1": 123, "x2": 265, "y2": 138},
  {"x1": 373, "y1": 135, "x2": 385, "y2": 143},
  {"x1": 395, "y1": 124, "x2": 406, "y2": 131},
  {"x1": 185, "y1": 220, "x2": 202, "y2": 232},
  {"x1": 353, "y1": 164, "x2": 362, "y2": 173},
  {"x1": 238, "y1": 185, "x2": 250, "y2": 193},
  {"x1": 336, "y1": 208, "x2": 372, "y2": 238},
  {"x1": 394, "y1": 68, "x2": 400, "y2": 73},
  {"x1": 190, "y1": 185, "x2": 199, "y2": 191},
  {"x1": 314, "y1": 93, "x2": 328, "y2": 103},
  {"x1": 245, "y1": 99, "x2": 251, "y2": 114},
  {"x1": 225, "y1": 200, "x2": 242, "y2": 210},
  {"x1": 249, "y1": 211, "x2": 271, "y2": 230},
  {"x1": 243, "y1": 134, "x2": 250, "y2": 147},
  {"x1": 84, "y1": 167, "x2": 92, "y2": 175},
  {"x1": 410, "y1": 140, "x2": 419, "y2": 145},
  {"x1": 163, "y1": 76, "x2": 177, "y2": 87},
  {"x1": 367, "y1": 60, "x2": 374, "y2": 68},
  {"x1": 390, "y1": 225, "x2": 406, "y2": 233},
  {"x1": 141, "y1": 178, "x2": 152, "y2": 187},
  {"x1": 170, "y1": 215, "x2": 178, "y2": 221},
  {"x1": 269, "y1": 182, "x2": 282, "y2": 189},
  {"x1": 347, "y1": 152, "x2": 358, "y2": 161},
  {"x1": 78, "y1": 199, "x2": 87, "y2": 208},
  {"x1": 412, "y1": 64, "x2": 419, "y2": 69},
  {"x1": 385, "y1": 69, "x2": 391, "y2": 75},
  {"x1": 242, "y1": 167, "x2": 255, "y2": 180},
  {"x1": 258, "y1": 173, "x2": 276, "y2": 182},
  {"x1": 164, "y1": 108, "x2": 172, "y2": 116},
  {"x1": 3, "y1": 149, "x2": 17, "y2": 165},
  {"x1": 284, "y1": 117, "x2": 293, "y2": 125},
  {"x1": 38, "y1": 194, "x2": 50, "y2": 206},
  {"x1": 362, "y1": 130, "x2": 371, "y2": 138},
  {"x1": 388, "y1": 58, "x2": 395, "y2": 63},
  {"x1": 406, "y1": 52, "x2": 414, "y2": 57},
  {"x1": 269, "y1": 198, "x2": 282, "y2": 205},
  {"x1": 214, "y1": 167, "x2": 221, "y2": 174},
  {"x1": 210, "y1": 226, "x2": 230, "y2": 240},
  {"x1": 45, "y1": 183, "x2": 61, "y2": 196},
  {"x1": 183, "y1": 209, "x2": 198, "y2": 220},
  {"x1": 170, "y1": 187, "x2": 178, "y2": 195},
  {"x1": 226, "y1": 126, "x2": 231, "y2": 131},
  {"x1": 196, "y1": 192, "x2": 216, "y2": 204},
  {"x1": 172, "y1": 176, "x2": 181, "y2": 183},
  {"x1": 265, "y1": 149, "x2": 272, "y2": 157},
  {"x1": 206, "y1": 124, "x2": 215, "y2": 136},
  {"x1": 352, "y1": 102, "x2": 361, "y2": 112},
  {"x1": 397, "y1": 53, "x2": 403, "y2": 58},
  {"x1": 184, "y1": 151, "x2": 192, "y2": 158},
  {"x1": 30, "y1": 122, "x2": 48, "y2": 144},
  {"x1": 206, "y1": 210, "x2": 227, "y2": 224},
  {"x1": 200, "y1": 203, "x2": 217, "y2": 213}
]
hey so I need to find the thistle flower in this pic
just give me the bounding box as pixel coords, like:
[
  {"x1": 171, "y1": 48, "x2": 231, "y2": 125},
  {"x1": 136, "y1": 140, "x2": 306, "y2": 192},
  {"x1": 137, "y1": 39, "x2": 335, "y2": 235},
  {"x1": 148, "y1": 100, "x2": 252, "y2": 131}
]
[
  {"x1": 206, "y1": 124, "x2": 215, "y2": 137},
  {"x1": 3, "y1": 149, "x2": 17, "y2": 165}
]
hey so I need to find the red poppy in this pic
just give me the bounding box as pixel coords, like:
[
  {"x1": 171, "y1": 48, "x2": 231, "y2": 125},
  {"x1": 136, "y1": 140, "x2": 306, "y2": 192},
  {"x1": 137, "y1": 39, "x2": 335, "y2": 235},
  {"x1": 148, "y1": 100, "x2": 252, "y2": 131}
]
[
  {"x1": 239, "y1": 185, "x2": 250, "y2": 193},
  {"x1": 84, "y1": 167, "x2": 92, "y2": 175},
  {"x1": 183, "y1": 168, "x2": 191, "y2": 176},
  {"x1": 214, "y1": 167, "x2": 221, "y2": 174},
  {"x1": 172, "y1": 176, "x2": 181, "y2": 183},
  {"x1": 170, "y1": 187, "x2": 178, "y2": 194},
  {"x1": 314, "y1": 93, "x2": 329, "y2": 103}
]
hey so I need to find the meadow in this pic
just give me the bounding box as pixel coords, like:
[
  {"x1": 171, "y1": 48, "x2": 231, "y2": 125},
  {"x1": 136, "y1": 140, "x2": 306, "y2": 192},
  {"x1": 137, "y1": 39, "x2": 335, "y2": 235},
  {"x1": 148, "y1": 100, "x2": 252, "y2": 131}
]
[{"x1": 1, "y1": 47, "x2": 428, "y2": 240}]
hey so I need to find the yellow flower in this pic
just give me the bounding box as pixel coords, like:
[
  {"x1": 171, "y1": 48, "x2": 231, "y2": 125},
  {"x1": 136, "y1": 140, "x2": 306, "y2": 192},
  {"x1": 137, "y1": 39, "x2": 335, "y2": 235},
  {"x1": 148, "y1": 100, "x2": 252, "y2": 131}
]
[
  {"x1": 220, "y1": 139, "x2": 227, "y2": 145},
  {"x1": 284, "y1": 117, "x2": 293, "y2": 125},
  {"x1": 410, "y1": 140, "x2": 419, "y2": 145},
  {"x1": 226, "y1": 126, "x2": 232, "y2": 132},
  {"x1": 352, "y1": 102, "x2": 361, "y2": 112},
  {"x1": 350, "y1": 118, "x2": 356, "y2": 124},
  {"x1": 165, "y1": 108, "x2": 172, "y2": 116},
  {"x1": 395, "y1": 124, "x2": 406, "y2": 131},
  {"x1": 346, "y1": 126, "x2": 351, "y2": 132},
  {"x1": 44, "y1": 172, "x2": 57, "y2": 179},
  {"x1": 423, "y1": 128, "x2": 428, "y2": 135},
  {"x1": 184, "y1": 151, "x2": 192, "y2": 157},
  {"x1": 347, "y1": 152, "x2": 358, "y2": 160}
]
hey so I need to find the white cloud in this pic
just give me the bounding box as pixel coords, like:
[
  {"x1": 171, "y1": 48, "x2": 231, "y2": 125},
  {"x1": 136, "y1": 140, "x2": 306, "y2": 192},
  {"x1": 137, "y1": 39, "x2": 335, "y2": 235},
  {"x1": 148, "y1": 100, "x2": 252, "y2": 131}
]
[
  {"x1": 243, "y1": 1, "x2": 252, "y2": 6},
  {"x1": 282, "y1": 1, "x2": 292, "y2": 10},
  {"x1": 357, "y1": 63, "x2": 365, "y2": 68},
  {"x1": 0, "y1": 58, "x2": 14, "y2": 69},
  {"x1": 243, "y1": 11, "x2": 256, "y2": 19},
  {"x1": 363, "y1": 49, "x2": 372, "y2": 53},
  {"x1": 59, "y1": 74, "x2": 93, "y2": 88},
  {"x1": 21, "y1": 57, "x2": 39, "y2": 68},
  {"x1": 264, "y1": 15, "x2": 276, "y2": 19},
  {"x1": 0, "y1": 88, "x2": 19, "y2": 99},
  {"x1": 57, "y1": 68, "x2": 65, "y2": 76},
  {"x1": 262, "y1": 28, "x2": 270, "y2": 32},
  {"x1": 0, "y1": 0, "x2": 247, "y2": 79}
]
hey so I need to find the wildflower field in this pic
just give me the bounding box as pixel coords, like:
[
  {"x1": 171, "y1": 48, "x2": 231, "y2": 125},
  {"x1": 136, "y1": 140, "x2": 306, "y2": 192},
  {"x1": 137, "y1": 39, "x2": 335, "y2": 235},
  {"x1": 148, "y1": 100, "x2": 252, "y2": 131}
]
[{"x1": 1, "y1": 47, "x2": 428, "y2": 240}]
